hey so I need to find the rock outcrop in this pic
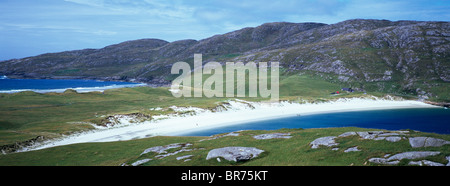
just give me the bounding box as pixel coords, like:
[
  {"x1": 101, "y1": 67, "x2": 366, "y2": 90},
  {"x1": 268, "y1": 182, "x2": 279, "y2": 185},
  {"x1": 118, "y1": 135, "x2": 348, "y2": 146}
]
[
  {"x1": 369, "y1": 151, "x2": 441, "y2": 165},
  {"x1": 344, "y1": 146, "x2": 360, "y2": 153},
  {"x1": 253, "y1": 133, "x2": 292, "y2": 140},
  {"x1": 1, "y1": 19, "x2": 448, "y2": 101},
  {"x1": 311, "y1": 130, "x2": 450, "y2": 166},
  {"x1": 1, "y1": 136, "x2": 46, "y2": 154},
  {"x1": 310, "y1": 136, "x2": 338, "y2": 149},
  {"x1": 206, "y1": 147, "x2": 264, "y2": 162},
  {"x1": 128, "y1": 143, "x2": 196, "y2": 166},
  {"x1": 409, "y1": 137, "x2": 450, "y2": 148},
  {"x1": 310, "y1": 131, "x2": 409, "y2": 149}
]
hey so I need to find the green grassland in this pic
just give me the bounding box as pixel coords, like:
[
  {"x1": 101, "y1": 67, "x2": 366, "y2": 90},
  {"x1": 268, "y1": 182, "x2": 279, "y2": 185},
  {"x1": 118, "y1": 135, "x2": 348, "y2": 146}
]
[
  {"x1": 0, "y1": 72, "x2": 446, "y2": 166},
  {"x1": 0, "y1": 127, "x2": 448, "y2": 166}
]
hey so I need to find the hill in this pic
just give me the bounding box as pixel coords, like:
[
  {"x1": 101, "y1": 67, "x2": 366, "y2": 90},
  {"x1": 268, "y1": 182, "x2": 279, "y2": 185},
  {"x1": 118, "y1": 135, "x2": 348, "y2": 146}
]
[{"x1": 0, "y1": 19, "x2": 449, "y2": 101}]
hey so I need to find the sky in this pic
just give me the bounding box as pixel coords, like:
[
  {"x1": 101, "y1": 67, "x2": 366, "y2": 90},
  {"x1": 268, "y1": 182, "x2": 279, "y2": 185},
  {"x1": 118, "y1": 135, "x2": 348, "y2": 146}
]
[{"x1": 0, "y1": 0, "x2": 449, "y2": 60}]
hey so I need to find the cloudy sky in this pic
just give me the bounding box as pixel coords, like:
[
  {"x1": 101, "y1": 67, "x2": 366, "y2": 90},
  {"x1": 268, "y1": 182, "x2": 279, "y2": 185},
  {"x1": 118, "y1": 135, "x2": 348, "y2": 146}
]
[{"x1": 0, "y1": 0, "x2": 449, "y2": 60}]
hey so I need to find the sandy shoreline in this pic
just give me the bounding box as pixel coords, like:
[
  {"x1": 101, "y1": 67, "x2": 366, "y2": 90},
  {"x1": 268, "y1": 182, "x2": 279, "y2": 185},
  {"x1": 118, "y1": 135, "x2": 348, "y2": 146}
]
[{"x1": 27, "y1": 97, "x2": 437, "y2": 151}]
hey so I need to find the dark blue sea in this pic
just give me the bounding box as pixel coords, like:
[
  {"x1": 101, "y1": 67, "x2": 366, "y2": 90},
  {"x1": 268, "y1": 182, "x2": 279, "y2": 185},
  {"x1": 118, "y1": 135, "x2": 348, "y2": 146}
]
[
  {"x1": 0, "y1": 77, "x2": 145, "y2": 93},
  {"x1": 182, "y1": 108, "x2": 450, "y2": 136}
]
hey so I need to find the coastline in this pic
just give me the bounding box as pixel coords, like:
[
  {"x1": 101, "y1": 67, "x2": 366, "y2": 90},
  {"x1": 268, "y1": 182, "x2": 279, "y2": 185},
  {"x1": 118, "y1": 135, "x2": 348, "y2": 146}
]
[
  {"x1": 0, "y1": 78, "x2": 148, "y2": 93},
  {"x1": 26, "y1": 97, "x2": 438, "y2": 152}
]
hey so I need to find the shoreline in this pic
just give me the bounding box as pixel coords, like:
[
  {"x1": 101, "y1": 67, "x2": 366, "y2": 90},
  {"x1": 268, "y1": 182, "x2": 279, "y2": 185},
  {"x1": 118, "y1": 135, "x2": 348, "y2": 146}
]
[
  {"x1": 25, "y1": 97, "x2": 439, "y2": 152},
  {"x1": 0, "y1": 78, "x2": 147, "y2": 93}
]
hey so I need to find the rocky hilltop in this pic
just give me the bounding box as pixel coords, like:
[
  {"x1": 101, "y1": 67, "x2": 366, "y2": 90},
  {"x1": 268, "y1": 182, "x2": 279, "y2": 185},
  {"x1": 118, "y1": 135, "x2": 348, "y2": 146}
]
[{"x1": 0, "y1": 19, "x2": 449, "y2": 101}]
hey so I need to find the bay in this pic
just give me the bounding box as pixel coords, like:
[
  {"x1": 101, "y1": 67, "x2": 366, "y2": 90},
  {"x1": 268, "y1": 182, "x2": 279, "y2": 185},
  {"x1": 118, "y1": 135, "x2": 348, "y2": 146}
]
[{"x1": 182, "y1": 108, "x2": 450, "y2": 136}]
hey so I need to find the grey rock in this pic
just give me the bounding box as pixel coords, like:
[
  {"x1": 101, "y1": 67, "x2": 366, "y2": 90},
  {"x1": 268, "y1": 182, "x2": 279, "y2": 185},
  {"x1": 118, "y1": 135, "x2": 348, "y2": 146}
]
[
  {"x1": 409, "y1": 137, "x2": 427, "y2": 148},
  {"x1": 352, "y1": 131, "x2": 406, "y2": 142},
  {"x1": 369, "y1": 151, "x2": 441, "y2": 165},
  {"x1": 176, "y1": 155, "x2": 193, "y2": 161},
  {"x1": 409, "y1": 137, "x2": 450, "y2": 148},
  {"x1": 344, "y1": 146, "x2": 360, "y2": 152},
  {"x1": 155, "y1": 147, "x2": 194, "y2": 159},
  {"x1": 201, "y1": 131, "x2": 241, "y2": 141},
  {"x1": 338, "y1": 132, "x2": 357, "y2": 137},
  {"x1": 378, "y1": 133, "x2": 400, "y2": 137},
  {"x1": 446, "y1": 156, "x2": 450, "y2": 166},
  {"x1": 223, "y1": 132, "x2": 240, "y2": 137},
  {"x1": 206, "y1": 147, "x2": 264, "y2": 162},
  {"x1": 131, "y1": 159, "x2": 152, "y2": 166},
  {"x1": 385, "y1": 136, "x2": 402, "y2": 142},
  {"x1": 368, "y1": 158, "x2": 400, "y2": 165},
  {"x1": 141, "y1": 143, "x2": 183, "y2": 155},
  {"x1": 387, "y1": 151, "x2": 441, "y2": 161},
  {"x1": 369, "y1": 131, "x2": 386, "y2": 135},
  {"x1": 253, "y1": 133, "x2": 292, "y2": 140},
  {"x1": 310, "y1": 136, "x2": 338, "y2": 149},
  {"x1": 140, "y1": 143, "x2": 194, "y2": 160},
  {"x1": 357, "y1": 132, "x2": 380, "y2": 140},
  {"x1": 424, "y1": 137, "x2": 450, "y2": 147},
  {"x1": 408, "y1": 161, "x2": 422, "y2": 166},
  {"x1": 409, "y1": 160, "x2": 445, "y2": 166}
]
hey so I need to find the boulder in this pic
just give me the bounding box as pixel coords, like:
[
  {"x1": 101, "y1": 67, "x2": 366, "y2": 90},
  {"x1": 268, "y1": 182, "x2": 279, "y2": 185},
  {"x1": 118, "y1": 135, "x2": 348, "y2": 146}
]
[
  {"x1": 369, "y1": 151, "x2": 441, "y2": 165},
  {"x1": 357, "y1": 131, "x2": 385, "y2": 140},
  {"x1": 385, "y1": 136, "x2": 402, "y2": 142},
  {"x1": 206, "y1": 147, "x2": 264, "y2": 162},
  {"x1": 368, "y1": 158, "x2": 400, "y2": 165},
  {"x1": 310, "y1": 136, "x2": 338, "y2": 149},
  {"x1": 408, "y1": 160, "x2": 445, "y2": 166},
  {"x1": 424, "y1": 137, "x2": 450, "y2": 147},
  {"x1": 351, "y1": 131, "x2": 406, "y2": 142},
  {"x1": 378, "y1": 133, "x2": 400, "y2": 137},
  {"x1": 253, "y1": 133, "x2": 292, "y2": 139},
  {"x1": 409, "y1": 137, "x2": 427, "y2": 148},
  {"x1": 344, "y1": 146, "x2": 360, "y2": 153},
  {"x1": 409, "y1": 137, "x2": 450, "y2": 148},
  {"x1": 387, "y1": 151, "x2": 440, "y2": 161},
  {"x1": 131, "y1": 159, "x2": 152, "y2": 166}
]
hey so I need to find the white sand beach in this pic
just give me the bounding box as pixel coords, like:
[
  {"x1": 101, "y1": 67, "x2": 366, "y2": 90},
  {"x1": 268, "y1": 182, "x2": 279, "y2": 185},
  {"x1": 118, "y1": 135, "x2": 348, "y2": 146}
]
[{"x1": 27, "y1": 97, "x2": 437, "y2": 151}]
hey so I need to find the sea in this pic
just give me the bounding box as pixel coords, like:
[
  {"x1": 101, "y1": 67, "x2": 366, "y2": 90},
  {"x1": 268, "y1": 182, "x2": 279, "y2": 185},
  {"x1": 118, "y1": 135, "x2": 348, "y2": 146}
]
[
  {"x1": 0, "y1": 76, "x2": 146, "y2": 93},
  {"x1": 182, "y1": 108, "x2": 450, "y2": 136}
]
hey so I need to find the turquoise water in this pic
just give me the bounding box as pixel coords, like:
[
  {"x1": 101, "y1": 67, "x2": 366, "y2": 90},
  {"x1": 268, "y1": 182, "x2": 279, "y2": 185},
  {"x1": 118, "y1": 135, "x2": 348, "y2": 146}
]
[
  {"x1": 0, "y1": 78, "x2": 145, "y2": 93},
  {"x1": 181, "y1": 108, "x2": 450, "y2": 136}
]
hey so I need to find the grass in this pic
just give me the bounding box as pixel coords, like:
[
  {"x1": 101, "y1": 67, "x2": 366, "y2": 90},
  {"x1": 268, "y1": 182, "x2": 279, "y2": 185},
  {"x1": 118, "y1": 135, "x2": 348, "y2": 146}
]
[
  {"x1": 0, "y1": 73, "x2": 352, "y2": 146},
  {"x1": 0, "y1": 72, "x2": 446, "y2": 166},
  {"x1": 0, "y1": 127, "x2": 448, "y2": 166},
  {"x1": 0, "y1": 87, "x2": 228, "y2": 145}
]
